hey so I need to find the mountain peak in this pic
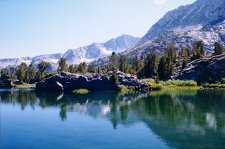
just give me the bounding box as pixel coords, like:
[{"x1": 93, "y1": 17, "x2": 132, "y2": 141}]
[
  {"x1": 118, "y1": 0, "x2": 225, "y2": 63},
  {"x1": 142, "y1": 0, "x2": 225, "y2": 41}
]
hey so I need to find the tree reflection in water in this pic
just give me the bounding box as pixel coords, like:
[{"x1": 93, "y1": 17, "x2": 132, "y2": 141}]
[{"x1": 1, "y1": 89, "x2": 225, "y2": 149}]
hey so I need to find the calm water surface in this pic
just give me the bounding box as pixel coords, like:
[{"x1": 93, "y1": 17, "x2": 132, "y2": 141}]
[{"x1": 1, "y1": 89, "x2": 225, "y2": 149}]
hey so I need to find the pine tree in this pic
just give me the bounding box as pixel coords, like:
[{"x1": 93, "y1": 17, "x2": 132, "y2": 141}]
[
  {"x1": 27, "y1": 62, "x2": 36, "y2": 83},
  {"x1": 157, "y1": 56, "x2": 166, "y2": 80},
  {"x1": 111, "y1": 52, "x2": 118, "y2": 72},
  {"x1": 97, "y1": 65, "x2": 101, "y2": 74},
  {"x1": 16, "y1": 62, "x2": 28, "y2": 83},
  {"x1": 144, "y1": 52, "x2": 159, "y2": 78},
  {"x1": 191, "y1": 41, "x2": 205, "y2": 60},
  {"x1": 180, "y1": 48, "x2": 190, "y2": 58},
  {"x1": 110, "y1": 52, "x2": 118, "y2": 85},
  {"x1": 164, "y1": 44, "x2": 176, "y2": 78},
  {"x1": 36, "y1": 61, "x2": 49, "y2": 81},
  {"x1": 78, "y1": 62, "x2": 87, "y2": 73},
  {"x1": 182, "y1": 58, "x2": 188, "y2": 69},
  {"x1": 213, "y1": 42, "x2": 224, "y2": 55},
  {"x1": 68, "y1": 64, "x2": 77, "y2": 73},
  {"x1": 132, "y1": 60, "x2": 144, "y2": 74},
  {"x1": 57, "y1": 58, "x2": 68, "y2": 72},
  {"x1": 119, "y1": 55, "x2": 129, "y2": 73},
  {"x1": 87, "y1": 63, "x2": 96, "y2": 73},
  {"x1": 0, "y1": 69, "x2": 12, "y2": 80}
]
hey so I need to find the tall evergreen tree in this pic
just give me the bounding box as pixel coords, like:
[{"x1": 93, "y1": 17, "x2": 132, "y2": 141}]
[
  {"x1": 132, "y1": 60, "x2": 144, "y2": 74},
  {"x1": 157, "y1": 56, "x2": 166, "y2": 80},
  {"x1": 57, "y1": 58, "x2": 68, "y2": 72},
  {"x1": 119, "y1": 55, "x2": 129, "y2": 73},
  {"x1": 38, "y1": 61, "x2": 49, "y2": 73},
  {"x1": 182, "y1": 58, "x2": 188, "y2": 69},
  {"x1": 87, "y1": 63, "x2": 96, "y2": 73},
  {"x1": 27, "y1": 62, "x2": 36, "y2": 83},
  {"x1": 144, "y1": 52, "x2": 159, "y2": 78},
  {"x1": 68, "y1": 64, "x2": 77, "y2": 73},
  {"x1": 111, "y1": 52, "x2": 118, "y2": 72},
  {"x1": 0, "y1": 69, "x2": 12, "y2": 80},
  {"x1": 110, "y1": 52, "x2": 118, "y2": 85},
  {"x1": 179, "y1": 48, "x2": 190, "y2": 58},
  {"x1": 213, "y1": 42, "x2": 224, "y2": 55},
  {"x1": 164, "y1": 44, "x2": 176, "y2": 78},
  {"x1": 16, "y1": 62, "x2": 28, "y2": 83},
  {"x1": 78, "y1": 62, "x2": 87, "y2": 73},
  {"x1": 36, "y1": 61, "x2": 49, "y2": 81},
  {"x1": 97, "y1": 65, "x2": 101, "y2": 74},
  {"x1": 191, "y1": 41, "x2": 205, "y2": 60}
]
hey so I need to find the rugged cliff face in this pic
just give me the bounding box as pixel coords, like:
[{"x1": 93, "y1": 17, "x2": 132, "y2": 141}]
[{"x1": 174, "y1": 53, "x2": 225, "y2": 84}]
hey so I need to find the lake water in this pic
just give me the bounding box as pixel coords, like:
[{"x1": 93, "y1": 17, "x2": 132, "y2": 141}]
[{"x1": 1, "y1": 89, "x2": 225, "y2": 149}]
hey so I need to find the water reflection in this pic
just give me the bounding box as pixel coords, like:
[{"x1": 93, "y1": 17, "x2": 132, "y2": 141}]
[{"x1": 1, "y1": 89, "x2": 225, "y2": 149}]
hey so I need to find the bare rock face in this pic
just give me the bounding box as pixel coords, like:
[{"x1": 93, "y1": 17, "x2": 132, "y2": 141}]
[
  {"x1": 36, "y1": 72, "x2": 149, "y2": 91},
  {"x1": 174, "y1": 54, "x2": 225, "y2": 84}
]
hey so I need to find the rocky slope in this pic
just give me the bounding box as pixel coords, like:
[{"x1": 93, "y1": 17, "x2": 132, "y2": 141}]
[
  {"x1": 94, "y1": 0, "x2": 225, "y2": 66},
  {"x1": 174, "y1": 53, "x2": 225, "y2": 83},
  {"x1": 0, "y1": 35, "x2": 139, "y2": 70}
]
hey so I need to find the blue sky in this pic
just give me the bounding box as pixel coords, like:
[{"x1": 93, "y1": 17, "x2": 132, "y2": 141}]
[{"x1": 0, "y1": 0, "x2": 196, "y2": 58}]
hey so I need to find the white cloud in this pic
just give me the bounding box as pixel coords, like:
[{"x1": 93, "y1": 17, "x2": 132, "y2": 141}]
[{"x1": 153, "y1": 0, "x2": 167, "y2": 5}]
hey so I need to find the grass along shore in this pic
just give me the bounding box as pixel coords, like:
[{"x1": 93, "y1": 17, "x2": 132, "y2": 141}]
[
  {"x1": 13, "y1": 79, "x2": 225, "y2": 92},
  {"x1": 72, "y1": 89, "x2": 90, "y2": 94},
  {"x1": 15, "y1": 84, "x2": 36, "y2": 89},
  {"x1": 141, "y1": 79, "x2": 225, "y2": 90}
]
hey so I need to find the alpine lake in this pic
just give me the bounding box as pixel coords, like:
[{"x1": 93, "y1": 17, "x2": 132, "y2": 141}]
[{"x1": 1, "y1": 89, "x2": 225, "y2": 149}]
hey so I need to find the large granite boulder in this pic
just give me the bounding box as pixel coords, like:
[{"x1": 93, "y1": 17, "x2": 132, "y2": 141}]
[
  {"x1": 174, "y1": 54, "x2": 225, "y2": 84},
  {"x1": 36, "y1": 71, "x2": 149, "y2": 91},
  {"x1": 115, "y1": 71, "x2": 149, "y2": 90}
]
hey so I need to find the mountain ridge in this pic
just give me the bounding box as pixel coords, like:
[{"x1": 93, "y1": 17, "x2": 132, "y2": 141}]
[
  {"x1": 0, "y1": 34, "x2": 139, "y2": 70},
  {"x1": 122, "y1": 0, "x2": 225, "y2": 60},
  {"x1": 92, "y1": 0, "x2": 225, "y2": 66},
  {"x1": 141, "y1": 0, "x2": 225, "y2": 42}
]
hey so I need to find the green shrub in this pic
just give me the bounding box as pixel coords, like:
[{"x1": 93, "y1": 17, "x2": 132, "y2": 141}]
[
  {"x1": 118, "y1": 85, "x2": 129, "y2": 93},
  {"x1": 142, "y1": 78, "x2": 163, "y2": 90},
  {"x1": 202, "y1": 83, "x2": 225, "y2": 88},
  {"x1": 16, "y1": 84, "x2": 36, "y2": 89},
  {"x1": 221, "y1": 78, "x2": 225, "y2": 84},
  {"x1": 162, "y1": 80, "x2": 198, "y2": 87},
  {"x1": 72, "y1": 89, "x2": 89, "y2": 94}
]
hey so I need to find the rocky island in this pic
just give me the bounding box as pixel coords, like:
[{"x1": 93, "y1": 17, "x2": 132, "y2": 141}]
[{"x1": 36, "y1": 71, "x2": 149, "y2": 92}]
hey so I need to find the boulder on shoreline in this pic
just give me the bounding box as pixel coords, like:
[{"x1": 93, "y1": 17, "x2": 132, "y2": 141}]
[{"x1": 36, "y1": 71, "x2": 149, "y2": 91}]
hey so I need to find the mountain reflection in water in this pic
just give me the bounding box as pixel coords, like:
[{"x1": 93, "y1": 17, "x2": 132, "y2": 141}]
[{"x1": 1, "y1": 89, "x2": 225, "y2": 149}]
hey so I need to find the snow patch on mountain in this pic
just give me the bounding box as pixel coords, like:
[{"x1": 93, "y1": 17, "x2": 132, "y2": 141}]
[{"x1": 0, "y1": 35, "x2": 139, "y2": 70}]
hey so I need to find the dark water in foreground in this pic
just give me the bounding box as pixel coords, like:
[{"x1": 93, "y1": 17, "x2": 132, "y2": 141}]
[{"x1": 1, "y1": 89, "x2": 225, "y2": 149}]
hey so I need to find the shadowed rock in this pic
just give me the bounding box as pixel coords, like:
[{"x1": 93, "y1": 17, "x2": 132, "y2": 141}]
[
  {"x1": 174, "y1": 54, "x2": 225, "y2": 83},
  {"x1": 36, "y1": 72, "x2": 148, "y2": 91},
  {"x1": 0, "y1": 75, "x2": 15, "y2": 88}
]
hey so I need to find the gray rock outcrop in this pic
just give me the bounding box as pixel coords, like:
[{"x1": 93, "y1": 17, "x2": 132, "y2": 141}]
[
  {"x1": 174, "y1": 54, "x2": 225, "y2": 84},
  {"x1": 36, "y1": 71, "x2": 148, "y2": 91}
]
